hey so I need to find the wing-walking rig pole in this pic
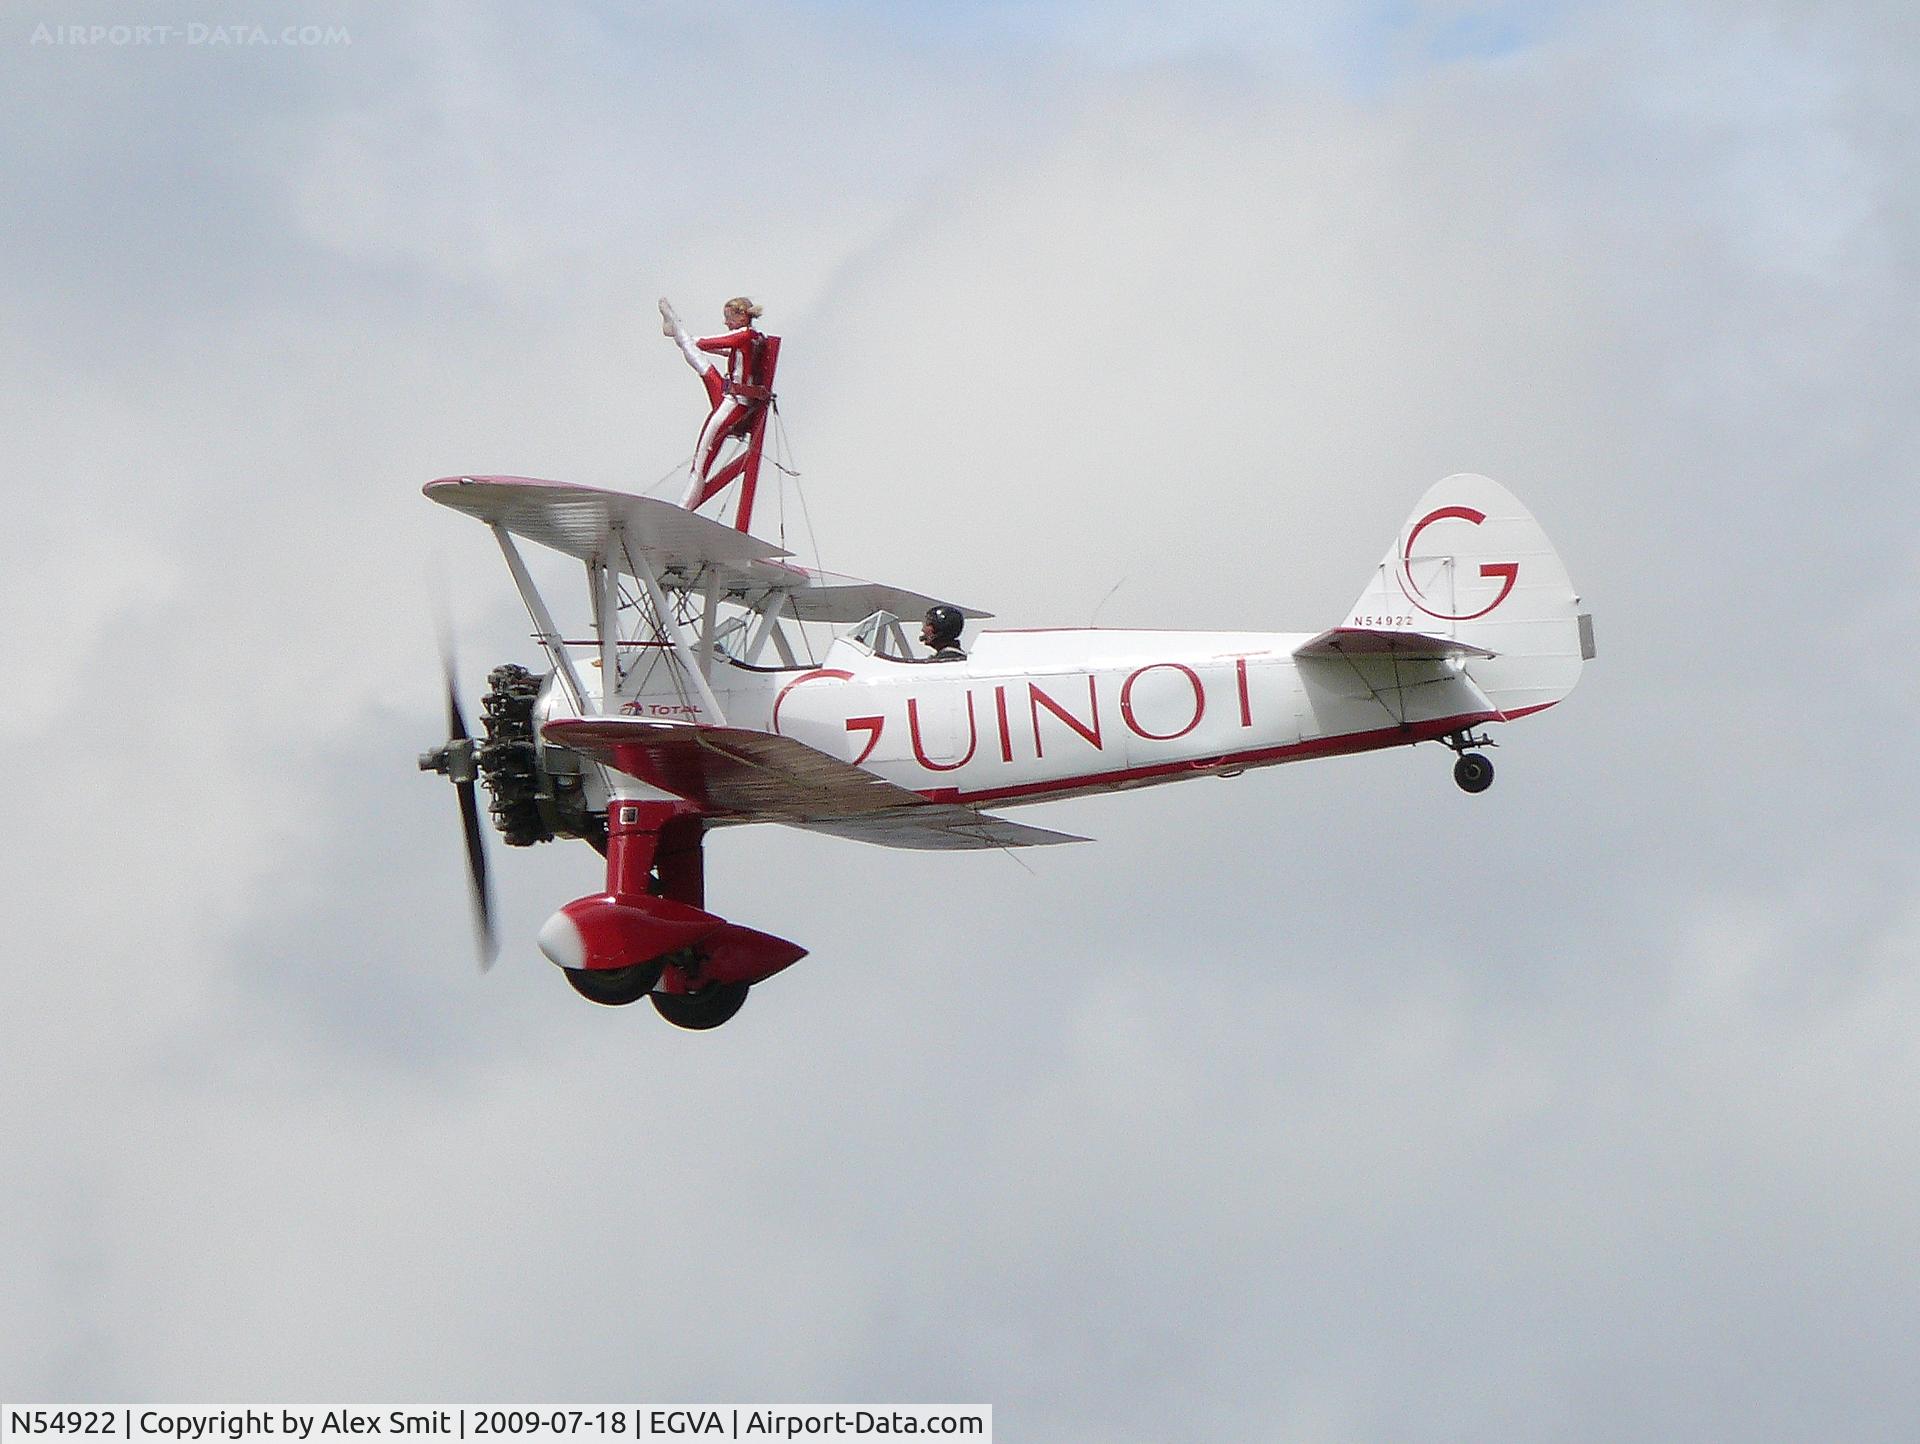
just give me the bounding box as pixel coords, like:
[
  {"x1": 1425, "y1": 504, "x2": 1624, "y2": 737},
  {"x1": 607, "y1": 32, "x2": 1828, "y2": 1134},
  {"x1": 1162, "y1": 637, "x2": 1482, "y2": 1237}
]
[{"x1": 701, "y1": 332, "x2": 779, "y2": 536}]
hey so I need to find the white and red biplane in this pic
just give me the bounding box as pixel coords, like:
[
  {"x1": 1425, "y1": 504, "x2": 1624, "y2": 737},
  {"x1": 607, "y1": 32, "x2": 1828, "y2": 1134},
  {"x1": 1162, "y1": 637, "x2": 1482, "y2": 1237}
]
[{"x1": 422, "y1": 452, "x2": 1592, "y2": 1030}]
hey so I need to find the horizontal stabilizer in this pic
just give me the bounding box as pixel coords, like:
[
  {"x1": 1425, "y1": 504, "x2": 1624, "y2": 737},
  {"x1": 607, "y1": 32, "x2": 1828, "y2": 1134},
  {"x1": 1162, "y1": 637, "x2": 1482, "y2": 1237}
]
[
  {"x1": 1295, "y1": 627, "x2": 1495, "y2": 660},
  {"x1": 543, "y1": 717, "x2": 1085, "y2": 851}
]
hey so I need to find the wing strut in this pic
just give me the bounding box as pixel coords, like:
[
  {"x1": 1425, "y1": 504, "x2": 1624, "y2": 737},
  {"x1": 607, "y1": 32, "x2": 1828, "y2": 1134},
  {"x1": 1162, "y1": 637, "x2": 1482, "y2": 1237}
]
[
  {"x1": 613, "y1": 524, "x2": 728, "y2": 725},
  {"x1": 590, "y1": 556, "x2": 620, "y2": 695},
  {"x1": 492, "y1": 523, "x2": 588, "y2": 714},
  {"x1": 744, "y1": 592, "x2": 790, "y2": 665}
]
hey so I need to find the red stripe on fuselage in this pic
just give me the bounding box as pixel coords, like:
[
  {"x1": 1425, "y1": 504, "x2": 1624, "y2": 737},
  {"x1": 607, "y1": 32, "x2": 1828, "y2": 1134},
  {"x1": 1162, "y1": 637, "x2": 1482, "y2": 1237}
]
[{"x1": 924, "y1": 703, "x2": 1556, "y2": 807}]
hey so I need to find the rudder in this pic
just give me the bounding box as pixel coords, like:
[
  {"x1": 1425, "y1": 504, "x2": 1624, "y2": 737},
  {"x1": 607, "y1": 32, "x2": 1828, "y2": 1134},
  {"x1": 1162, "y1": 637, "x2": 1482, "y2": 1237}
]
[{"x1": 1342, "y1": 474, "x2": 1592, "y2": 719}]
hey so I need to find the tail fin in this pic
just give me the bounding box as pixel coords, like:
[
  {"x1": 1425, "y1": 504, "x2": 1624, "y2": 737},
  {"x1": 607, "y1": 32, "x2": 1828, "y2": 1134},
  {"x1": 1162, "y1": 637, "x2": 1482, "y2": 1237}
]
[{"x1": 1340, "y1": 474, "x2": 1593, "y2": 718}]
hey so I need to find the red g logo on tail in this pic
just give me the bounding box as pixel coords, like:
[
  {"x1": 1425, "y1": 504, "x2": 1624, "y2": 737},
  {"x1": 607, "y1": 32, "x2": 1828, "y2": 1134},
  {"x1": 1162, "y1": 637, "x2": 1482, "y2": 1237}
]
[{"x1": 1397, "y1": 506, "x2": 1518, "y2": 621}]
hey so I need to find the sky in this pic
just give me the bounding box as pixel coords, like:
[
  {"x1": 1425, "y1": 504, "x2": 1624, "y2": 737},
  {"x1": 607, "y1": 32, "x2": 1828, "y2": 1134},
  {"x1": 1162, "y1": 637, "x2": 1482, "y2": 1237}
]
[{"x1": 3, "y1": 0, "x2": 1918, "y2": 1437}]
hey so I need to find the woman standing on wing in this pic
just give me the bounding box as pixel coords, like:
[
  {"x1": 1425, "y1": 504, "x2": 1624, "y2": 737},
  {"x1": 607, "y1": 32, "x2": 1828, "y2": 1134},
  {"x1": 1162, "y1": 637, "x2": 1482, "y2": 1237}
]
[{"x1": 660, "y1": 295, "x2": 770, "y2": 509}]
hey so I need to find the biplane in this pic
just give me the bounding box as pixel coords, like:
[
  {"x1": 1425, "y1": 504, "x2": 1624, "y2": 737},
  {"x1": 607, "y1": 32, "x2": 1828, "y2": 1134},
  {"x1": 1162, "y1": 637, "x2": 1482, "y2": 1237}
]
[{"x1": 421, "y1": 347, "x2": 1592, "y2": 1030}]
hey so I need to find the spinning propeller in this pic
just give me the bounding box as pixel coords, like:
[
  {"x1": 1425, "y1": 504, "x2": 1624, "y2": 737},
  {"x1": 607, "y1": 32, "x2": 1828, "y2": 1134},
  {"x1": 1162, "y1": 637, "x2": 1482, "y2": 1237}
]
[{"x1": 419, "y1": 643, "x2": 499, "y2": 969}]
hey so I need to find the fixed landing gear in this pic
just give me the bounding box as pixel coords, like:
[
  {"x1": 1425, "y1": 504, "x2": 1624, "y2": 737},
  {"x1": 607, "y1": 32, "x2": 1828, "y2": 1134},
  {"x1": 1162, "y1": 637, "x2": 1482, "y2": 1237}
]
[
  {"x1": 651, "y1": 981, "x2": 749, "y2": 1031},
  {"x1": 563, "y1": 960, "x2": 666, "y2": 1007},
  {"x1": 1442, "y1": 728, "x2": 1497, "y2": 794},
  {"x1": 1452, "y1": 753, "x2": 1495, "y2": 793},
  {"x1": 560, "y1": 956, "x2": 752, "y2": 1029},
  {"x1": 545, "y1": 804, "x2": 799, "y2": 1027}
]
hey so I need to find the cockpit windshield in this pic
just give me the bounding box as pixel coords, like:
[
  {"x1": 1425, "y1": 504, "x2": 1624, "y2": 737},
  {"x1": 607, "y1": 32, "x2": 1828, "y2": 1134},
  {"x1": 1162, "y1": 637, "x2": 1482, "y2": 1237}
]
[{"x1": 847, "y1": 610, "x2": 918, "y2": 661}]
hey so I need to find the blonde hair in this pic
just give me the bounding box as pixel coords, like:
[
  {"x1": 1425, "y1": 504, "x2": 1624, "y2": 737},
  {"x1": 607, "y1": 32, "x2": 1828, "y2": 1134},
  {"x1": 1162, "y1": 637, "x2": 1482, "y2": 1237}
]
[{"x1": 724, "y1": 296, "x2": 764, "y2": 320}]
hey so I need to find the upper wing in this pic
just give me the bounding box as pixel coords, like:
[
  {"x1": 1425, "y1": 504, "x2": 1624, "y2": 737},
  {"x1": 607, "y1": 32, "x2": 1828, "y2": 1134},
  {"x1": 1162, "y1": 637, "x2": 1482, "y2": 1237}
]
[
  {"x1": 543, "y1": 717, "x2": 1086, "y2": 851},
  {"x1": 782, "y1": 567, "x2": 989, "y2": 624},
  {"x1": 426, "y1": 474, "x2": 786, "y2": 568},
  {"x1": 424, "y1": 475, "x2": 986, "y2": 624}
]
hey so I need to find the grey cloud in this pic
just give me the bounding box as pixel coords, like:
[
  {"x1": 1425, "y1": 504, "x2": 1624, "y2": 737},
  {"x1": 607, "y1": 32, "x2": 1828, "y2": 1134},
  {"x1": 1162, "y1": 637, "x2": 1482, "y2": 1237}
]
[{"x1": 5, "y1": 2, "x2": 1919, "y2": 1439}]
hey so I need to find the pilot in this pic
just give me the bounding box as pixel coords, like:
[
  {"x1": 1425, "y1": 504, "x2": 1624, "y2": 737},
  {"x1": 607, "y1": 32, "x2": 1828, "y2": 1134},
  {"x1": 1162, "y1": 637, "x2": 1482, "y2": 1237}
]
[{"x1": 920, "y1": 605, "x2": 967, "y2": 662}]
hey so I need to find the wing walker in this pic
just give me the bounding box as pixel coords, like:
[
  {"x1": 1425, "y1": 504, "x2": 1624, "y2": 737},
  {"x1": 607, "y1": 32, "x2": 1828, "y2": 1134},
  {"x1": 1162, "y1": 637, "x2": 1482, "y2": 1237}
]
[{"x1": 421, "y1": 296, "x2": 1596, "y2": 1030}]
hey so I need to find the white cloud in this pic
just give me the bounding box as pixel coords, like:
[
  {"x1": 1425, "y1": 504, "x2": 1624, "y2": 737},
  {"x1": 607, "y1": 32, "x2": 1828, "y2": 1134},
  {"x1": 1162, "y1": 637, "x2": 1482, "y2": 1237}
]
[{"x1": 4, "y1": 1, "x2": 1919, "y2": 1436}]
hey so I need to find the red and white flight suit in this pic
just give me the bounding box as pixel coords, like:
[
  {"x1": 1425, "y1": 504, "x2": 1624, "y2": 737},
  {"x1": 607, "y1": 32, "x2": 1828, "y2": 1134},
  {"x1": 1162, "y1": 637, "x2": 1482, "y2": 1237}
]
[{"x1": 662, "y1": 300, "x2": 772, "y2": 509}]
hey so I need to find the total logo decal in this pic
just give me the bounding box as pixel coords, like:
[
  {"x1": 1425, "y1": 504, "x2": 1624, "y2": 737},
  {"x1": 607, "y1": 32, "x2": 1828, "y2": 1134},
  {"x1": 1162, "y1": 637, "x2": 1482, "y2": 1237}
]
[{"x1": 1396, "y1": 505, "x2": 1518, "y2": 621}]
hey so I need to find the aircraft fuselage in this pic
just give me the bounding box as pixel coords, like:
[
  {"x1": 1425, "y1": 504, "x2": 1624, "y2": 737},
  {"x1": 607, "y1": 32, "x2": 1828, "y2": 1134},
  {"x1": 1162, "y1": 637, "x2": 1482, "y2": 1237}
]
[{"x1": 593, "y1": 627, "x2": 1514, "y2": 810}]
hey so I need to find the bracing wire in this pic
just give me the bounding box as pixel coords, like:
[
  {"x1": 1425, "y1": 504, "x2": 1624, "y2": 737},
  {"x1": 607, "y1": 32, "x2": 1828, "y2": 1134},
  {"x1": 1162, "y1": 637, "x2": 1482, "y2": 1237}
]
[
  {"x1": 618, "y1": 575, "x2": 676, "y2": 703},
  {"x1": 774, "y1": 411, "x2": 789, "y2": 554},
  {"x1": 617, "y1": 531, "x2": 702, "y2": 717},
  {"x1": 769, "y1": 403, "x2": 827, "y2": 666},
  {"x1": 641, "y1": 453, "x2": 695, "y2": 500},
  {"x1": 990, "y1": 840, "x2": 1038, "y2": 876}
]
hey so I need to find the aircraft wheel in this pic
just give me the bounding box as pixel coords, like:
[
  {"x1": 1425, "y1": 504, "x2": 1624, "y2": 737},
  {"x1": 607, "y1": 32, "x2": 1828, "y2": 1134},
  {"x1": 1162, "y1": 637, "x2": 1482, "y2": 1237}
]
[
  {"x1": 651, "y1": 981, "x2": 749, "y2": 1031},
  {"x1": 563, "y1": 961, "x2": 665, "y2": 1007},
  {"x1": 1453, "y1": 753, "x2": 1495, "y2": 794}
]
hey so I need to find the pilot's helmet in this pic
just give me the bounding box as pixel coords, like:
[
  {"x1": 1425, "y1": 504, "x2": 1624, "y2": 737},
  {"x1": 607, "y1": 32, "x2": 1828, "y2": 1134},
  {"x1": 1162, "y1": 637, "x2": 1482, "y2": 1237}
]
[{"x1": 923, "y1": 605, "x2": 964, "y2": 648}]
